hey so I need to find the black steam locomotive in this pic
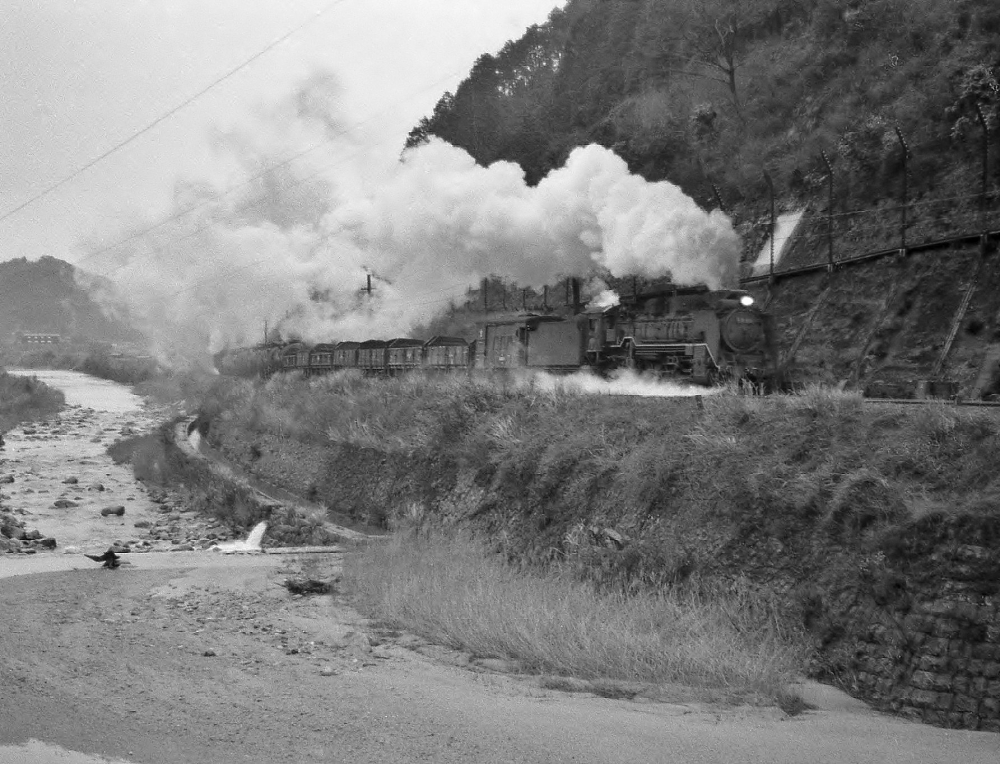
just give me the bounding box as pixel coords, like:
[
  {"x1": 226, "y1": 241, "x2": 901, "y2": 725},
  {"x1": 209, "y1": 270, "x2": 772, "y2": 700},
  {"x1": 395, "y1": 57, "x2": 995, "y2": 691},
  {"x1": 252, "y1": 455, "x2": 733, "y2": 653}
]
[{"x1": 215, "y1": 285, "x2": 774, "y2": 387}]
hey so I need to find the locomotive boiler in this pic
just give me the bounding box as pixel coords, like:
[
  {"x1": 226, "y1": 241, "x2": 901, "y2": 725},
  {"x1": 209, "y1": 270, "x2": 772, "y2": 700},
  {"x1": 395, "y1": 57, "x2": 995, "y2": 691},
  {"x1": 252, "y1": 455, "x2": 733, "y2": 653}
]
[{"x1": 583, "y1": 286, "x2": 773, "y2": 384}]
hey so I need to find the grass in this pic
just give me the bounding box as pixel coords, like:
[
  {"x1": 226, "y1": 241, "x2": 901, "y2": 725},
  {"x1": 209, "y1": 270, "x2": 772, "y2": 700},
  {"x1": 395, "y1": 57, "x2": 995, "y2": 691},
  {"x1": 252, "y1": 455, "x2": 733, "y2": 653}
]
[
  {"x1": 344, "y1": 529, "x2": 808, "y2": 704},
  {"x1": 202, "y1": 375, "x2": 1000, "y2": 553},
  {"x1": 0, "y1": 369, "x2": 65, "y2": 434}
]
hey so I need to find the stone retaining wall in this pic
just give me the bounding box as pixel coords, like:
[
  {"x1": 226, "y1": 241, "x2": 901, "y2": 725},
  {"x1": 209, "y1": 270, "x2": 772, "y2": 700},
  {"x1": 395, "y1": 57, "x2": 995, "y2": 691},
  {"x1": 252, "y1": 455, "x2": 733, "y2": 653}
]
[{"x1": 823, "y1": 518, "x2": 1000, "y2": 731}]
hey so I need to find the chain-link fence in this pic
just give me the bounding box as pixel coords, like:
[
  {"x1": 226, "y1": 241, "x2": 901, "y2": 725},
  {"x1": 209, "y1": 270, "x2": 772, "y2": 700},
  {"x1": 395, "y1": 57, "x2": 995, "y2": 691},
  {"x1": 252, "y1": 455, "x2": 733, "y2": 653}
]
[{"x1": 743, "y1": 189, "x2": 1000, "y2": 281}]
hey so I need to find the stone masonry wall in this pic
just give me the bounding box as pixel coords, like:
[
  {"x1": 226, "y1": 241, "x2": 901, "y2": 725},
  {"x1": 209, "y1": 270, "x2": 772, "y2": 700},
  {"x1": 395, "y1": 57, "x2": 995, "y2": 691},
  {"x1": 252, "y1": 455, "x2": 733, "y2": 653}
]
[{"x1": 822, "y1": 518, "x2": 1000, "y2": 732}]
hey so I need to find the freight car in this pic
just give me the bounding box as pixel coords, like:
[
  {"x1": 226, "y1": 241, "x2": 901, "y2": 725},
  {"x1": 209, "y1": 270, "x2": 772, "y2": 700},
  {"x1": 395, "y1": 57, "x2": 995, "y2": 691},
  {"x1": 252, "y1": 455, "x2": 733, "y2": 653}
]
[{"x1": 215, "y1": 335, "x2": 476, "y2": 377}]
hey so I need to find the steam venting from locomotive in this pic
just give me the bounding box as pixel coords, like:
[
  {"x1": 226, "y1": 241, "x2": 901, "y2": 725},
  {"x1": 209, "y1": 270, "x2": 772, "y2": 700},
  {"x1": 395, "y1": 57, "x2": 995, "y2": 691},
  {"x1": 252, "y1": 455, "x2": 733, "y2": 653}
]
[{"x1": 77, "y1": 72, "x2": 741, "y2": 367}]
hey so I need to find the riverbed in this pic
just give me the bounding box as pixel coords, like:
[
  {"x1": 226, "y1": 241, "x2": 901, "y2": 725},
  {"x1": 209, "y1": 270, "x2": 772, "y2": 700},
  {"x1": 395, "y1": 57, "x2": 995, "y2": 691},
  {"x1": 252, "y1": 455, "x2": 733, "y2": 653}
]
[{"x1": 0, "y1": 369, "x2": 170, "y2": 555}]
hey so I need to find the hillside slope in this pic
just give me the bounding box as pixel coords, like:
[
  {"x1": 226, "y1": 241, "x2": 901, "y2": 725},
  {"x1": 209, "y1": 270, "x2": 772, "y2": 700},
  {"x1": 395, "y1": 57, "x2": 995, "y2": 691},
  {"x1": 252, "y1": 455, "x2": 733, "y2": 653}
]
[{"x1": 0, "y1": 256, "x2": 143, "y2": 345}]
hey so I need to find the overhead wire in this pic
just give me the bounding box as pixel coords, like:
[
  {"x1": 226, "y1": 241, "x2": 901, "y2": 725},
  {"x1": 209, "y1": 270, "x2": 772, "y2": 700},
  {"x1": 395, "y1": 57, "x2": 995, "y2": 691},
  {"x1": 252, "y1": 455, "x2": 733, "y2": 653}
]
[
  {"x1": 73, "y1": 64, "x2": 473, "y2": 275},
  {"x1": 0, "y1": 0, "x2": 349, "y2": 228}
]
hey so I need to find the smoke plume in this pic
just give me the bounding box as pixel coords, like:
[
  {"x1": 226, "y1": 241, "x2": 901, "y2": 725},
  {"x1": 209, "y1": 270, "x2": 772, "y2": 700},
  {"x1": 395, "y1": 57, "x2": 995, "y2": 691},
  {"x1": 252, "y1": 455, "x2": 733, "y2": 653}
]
[{"x1": 78, "y1": 73, "x2": 741, "y2": 368}]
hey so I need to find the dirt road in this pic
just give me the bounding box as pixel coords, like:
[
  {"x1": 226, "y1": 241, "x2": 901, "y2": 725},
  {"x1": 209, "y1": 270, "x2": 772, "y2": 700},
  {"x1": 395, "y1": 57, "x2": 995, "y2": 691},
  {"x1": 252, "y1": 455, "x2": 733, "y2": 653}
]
[{"x1": 0, "y1": 550, "x2": 997, "y2": 764}]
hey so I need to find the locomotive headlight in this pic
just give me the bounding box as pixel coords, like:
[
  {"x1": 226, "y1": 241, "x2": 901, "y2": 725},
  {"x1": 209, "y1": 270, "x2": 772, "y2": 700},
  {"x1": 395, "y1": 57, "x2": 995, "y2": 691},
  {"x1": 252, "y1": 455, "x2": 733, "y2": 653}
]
[{"x1": 740, "y1": 295, "x2": 755, "y2": 307}]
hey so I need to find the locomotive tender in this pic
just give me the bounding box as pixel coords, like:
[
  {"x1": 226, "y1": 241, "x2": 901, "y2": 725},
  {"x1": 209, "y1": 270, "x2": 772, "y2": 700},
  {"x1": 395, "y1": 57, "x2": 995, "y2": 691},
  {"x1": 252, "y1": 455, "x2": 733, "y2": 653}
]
[{"x1": 215, "y1": 286, "x2": 774, "y2": 386}]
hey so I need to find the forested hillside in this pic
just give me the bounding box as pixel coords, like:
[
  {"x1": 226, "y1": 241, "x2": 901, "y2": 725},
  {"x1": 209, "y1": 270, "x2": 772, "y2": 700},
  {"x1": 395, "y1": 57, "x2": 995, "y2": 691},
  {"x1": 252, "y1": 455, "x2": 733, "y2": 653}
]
[{"x1": 408, "y1": 0, "x2": 1000, "y2": 243}]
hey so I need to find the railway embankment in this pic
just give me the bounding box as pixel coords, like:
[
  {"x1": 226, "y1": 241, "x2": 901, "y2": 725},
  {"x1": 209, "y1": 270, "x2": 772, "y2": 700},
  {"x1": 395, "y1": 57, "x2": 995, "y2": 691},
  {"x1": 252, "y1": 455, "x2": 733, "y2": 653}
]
[{"x1": 174, "y1": 372, "x2": 1000, "y2": 730}]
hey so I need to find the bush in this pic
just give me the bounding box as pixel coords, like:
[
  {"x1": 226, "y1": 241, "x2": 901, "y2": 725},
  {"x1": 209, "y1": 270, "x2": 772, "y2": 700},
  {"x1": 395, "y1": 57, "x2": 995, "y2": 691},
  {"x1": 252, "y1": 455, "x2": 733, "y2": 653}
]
[{"x1": 0, "y1": 370, "x2": 65, "y2": 434}]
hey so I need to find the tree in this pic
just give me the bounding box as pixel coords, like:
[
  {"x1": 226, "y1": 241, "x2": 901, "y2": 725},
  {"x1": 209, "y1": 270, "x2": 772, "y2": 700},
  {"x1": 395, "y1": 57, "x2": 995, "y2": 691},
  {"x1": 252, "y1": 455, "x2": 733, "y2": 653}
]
[{"x1": 679, "y1": 0, "x2": 785, "y2": 118}]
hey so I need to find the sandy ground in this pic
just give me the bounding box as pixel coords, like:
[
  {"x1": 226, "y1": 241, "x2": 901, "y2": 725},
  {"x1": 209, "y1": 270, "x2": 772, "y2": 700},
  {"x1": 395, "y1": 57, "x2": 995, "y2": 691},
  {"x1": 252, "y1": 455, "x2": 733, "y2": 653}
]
[
  {"x1": 1, "y1": 551, "x2": 998, "y2": 764},
  {"x1": 1, "y1": 371, "x2": 998, "y2": 762}
]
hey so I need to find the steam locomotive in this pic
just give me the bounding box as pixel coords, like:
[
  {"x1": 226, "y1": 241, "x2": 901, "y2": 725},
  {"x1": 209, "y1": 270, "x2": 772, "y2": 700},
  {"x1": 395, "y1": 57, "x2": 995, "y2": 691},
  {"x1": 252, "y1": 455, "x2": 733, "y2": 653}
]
[{"x1": 215, "y1": 285, "x2": 774, "y2": 386}]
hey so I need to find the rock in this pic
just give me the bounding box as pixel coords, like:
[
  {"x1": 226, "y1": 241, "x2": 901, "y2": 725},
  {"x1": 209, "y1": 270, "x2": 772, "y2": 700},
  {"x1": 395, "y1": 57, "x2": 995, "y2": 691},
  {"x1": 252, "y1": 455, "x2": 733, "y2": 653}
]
[
  {"x1": 0, "y1": 515, "x2": 25, "y2": 538},
  {"x1": 89, "y1": 483, "x2": 106, "y2": 492},
  {"x1": 101, "y1": 506, "x2": 126, "y2": 517},
  {"x1": 62, "y1": 546, "x2": 80, "y2": 554},
  {"x1": 319, "y1": 665, "x2": 338, "y2": 677},
  {"x1": 37, "y1": 537, "x2": 57, "y2": 549},
  {"x1": 133, "y1": 520, "x2": 152, "y2": 529},
  {"x1": 336, "y1": 632, "x2": 373, "y2": 653},
  {"x1": 0, "y1": 475, "x2": 13, "y2": 484},
  {"x1": 63, "y1": 477, "x2": 79, "y2": 484},
  {"x1": 22, "y1": 428, "x2": 36, "y2": 435},
  {"x1": 23, "y1": 529, "x2": 42, "y2": 541},
  {"x1": 53, "y1": 500, "x2": 77, "y2": 509},
  {"x1": 202, "y1": 649, "x2": 217, "y2": 657}
]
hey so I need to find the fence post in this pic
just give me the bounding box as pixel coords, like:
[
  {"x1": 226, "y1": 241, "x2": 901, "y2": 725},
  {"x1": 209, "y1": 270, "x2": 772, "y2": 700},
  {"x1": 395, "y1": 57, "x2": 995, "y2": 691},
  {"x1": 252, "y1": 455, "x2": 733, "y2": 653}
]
[
  {"x1": 711, "y1": 183, "x2": 727, "y2": 215},
  {"x1": 975, "y1": 104, "x2": 989, "y2": 234},
  {"x1": 763, "y1": 169, "x2": 775, "y2": 280},
  {"x1": 894, "y1": 126, "x2": 911, "y2": 250},
  {"x1": 821, "y1": 151, "x2": 835, "y2": 269}
]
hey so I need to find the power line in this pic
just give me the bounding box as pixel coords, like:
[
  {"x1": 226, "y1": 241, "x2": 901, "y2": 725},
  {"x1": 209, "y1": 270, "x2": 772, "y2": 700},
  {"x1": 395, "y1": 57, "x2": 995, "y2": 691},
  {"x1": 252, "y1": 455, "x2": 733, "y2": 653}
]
[
  {"x1": 73, "y1": 66, "x2": 469, "y2": 273},
  {"x1": 0, "y1": 0, "x2": 348, "y2": 227}
]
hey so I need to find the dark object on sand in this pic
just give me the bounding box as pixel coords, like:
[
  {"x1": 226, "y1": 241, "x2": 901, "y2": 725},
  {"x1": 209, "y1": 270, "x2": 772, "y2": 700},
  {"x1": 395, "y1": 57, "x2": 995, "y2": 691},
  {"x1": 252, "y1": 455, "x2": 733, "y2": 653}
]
[
  {"x1": 85, "y1": 549, "x2": 121, "y2": 569},
  {"x1": 283, "y1": 577, "x2": 333, "y2": 595}
]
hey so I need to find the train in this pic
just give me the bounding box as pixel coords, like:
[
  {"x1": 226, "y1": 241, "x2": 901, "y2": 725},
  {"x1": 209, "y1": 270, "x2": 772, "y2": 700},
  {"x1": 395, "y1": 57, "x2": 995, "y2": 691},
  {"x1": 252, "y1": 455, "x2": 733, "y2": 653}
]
[{"x1": 214, "y1": 285, "x2": 775, "y2": 387}]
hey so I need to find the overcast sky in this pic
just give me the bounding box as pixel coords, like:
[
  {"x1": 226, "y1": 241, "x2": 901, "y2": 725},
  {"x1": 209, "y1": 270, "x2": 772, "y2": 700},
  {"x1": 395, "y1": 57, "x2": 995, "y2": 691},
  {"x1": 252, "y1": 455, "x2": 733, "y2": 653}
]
[{"x1": 0, "y1": 0, "x2": 561, "y2": 266}]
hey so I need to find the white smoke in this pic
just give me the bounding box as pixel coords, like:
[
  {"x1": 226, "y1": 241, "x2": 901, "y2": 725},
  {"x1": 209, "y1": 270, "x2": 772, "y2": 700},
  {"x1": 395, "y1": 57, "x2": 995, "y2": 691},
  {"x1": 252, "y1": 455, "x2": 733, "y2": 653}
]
[
  {"x1": 588, "y1": 288, "x2": 621, "y2": 310},
  {"x1": 522, "y1": 369, "x2": 716, "y2": 398},
  {"x1": 79, "y1": 72, "x2": 741, "y2": 367}
]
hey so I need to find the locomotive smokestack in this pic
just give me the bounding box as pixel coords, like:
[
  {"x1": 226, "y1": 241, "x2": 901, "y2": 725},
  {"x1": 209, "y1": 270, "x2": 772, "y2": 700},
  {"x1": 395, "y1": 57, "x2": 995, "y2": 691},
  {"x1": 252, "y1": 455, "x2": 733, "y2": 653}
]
[{"x1": 572, "y1": 278, "x2": 581, "y2": 315}]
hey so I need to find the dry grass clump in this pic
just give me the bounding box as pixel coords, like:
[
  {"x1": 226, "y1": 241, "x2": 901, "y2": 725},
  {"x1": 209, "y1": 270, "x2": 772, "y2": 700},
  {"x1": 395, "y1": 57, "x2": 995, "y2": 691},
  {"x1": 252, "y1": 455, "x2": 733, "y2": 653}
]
[
  {"x1": 0, "y1": 370, "x2": 65, "y2": 433},
  {"x1": 344, "y1": 529, "x2": 808, "y2": 703}
]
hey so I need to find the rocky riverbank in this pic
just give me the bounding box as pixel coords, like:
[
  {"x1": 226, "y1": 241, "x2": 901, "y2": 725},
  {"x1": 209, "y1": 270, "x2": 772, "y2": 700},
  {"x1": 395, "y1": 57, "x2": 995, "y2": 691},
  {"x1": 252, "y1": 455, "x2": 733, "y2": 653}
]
[{"x1": 0, "y1": 371, "x2": 244, "y2": 558}]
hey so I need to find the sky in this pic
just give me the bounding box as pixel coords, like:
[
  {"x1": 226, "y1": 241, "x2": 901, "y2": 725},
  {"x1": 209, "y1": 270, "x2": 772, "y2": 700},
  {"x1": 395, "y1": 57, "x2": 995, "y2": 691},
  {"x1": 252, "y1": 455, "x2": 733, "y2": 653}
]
[{"x1": 0, "y1": 0, "x2": 562, "y2": 265}]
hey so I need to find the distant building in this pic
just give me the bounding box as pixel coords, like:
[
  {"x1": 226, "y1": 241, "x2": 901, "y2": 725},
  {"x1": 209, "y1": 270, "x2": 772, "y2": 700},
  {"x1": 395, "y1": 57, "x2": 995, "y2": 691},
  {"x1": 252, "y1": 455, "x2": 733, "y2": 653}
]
[{"x1": 19, "y1": 332, "x2": 61, "y2": 345}]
